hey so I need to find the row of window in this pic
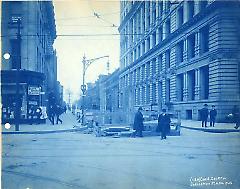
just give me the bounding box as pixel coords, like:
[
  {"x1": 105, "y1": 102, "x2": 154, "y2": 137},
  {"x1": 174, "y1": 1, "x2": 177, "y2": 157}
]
[
  {"x1": 121, "y1": 25, "x2": 209, "y2": 77},
  {"x1": 120, "y1": 1, "x2": 208, "y2": 67},
  {"x1": 132, "y1": 66, "x2": 209, "y2": 106}
]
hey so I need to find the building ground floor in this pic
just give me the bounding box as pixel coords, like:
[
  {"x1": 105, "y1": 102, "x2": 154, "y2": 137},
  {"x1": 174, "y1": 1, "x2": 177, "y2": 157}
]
[
  {"x1": 1, "y1": 70, "x2": 46, "y2": 124},
  {"x1": 119, "y1": 58, "x2": 240, "y2": 123}
]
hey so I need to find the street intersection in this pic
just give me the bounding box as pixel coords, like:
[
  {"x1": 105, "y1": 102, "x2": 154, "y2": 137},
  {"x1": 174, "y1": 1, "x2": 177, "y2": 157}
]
[{"x1": 2, "y1": 124, "x2": 240, "y2": 189}]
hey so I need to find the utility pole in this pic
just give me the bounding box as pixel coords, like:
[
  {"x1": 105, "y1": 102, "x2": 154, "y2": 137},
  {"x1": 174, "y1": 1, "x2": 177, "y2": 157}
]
[{"x1": 15, "y1": 18, "x2": 21, "y2": 131}]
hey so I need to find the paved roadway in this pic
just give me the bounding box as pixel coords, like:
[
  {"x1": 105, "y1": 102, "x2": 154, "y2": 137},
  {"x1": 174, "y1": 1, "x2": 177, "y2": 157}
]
[{"x1": 2, "y1": 128, "x2": 240, "y2": 189}]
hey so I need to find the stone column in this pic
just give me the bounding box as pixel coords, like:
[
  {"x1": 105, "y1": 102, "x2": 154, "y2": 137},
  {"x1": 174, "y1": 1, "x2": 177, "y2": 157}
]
[
  {"x1": 195, "y1": 69, "x2": 200, "y2": 100},
  {"x1": 183, "y1": 72, "x2": 188, "y2": 101},
  {"x1": 149, "y1": 83, "x2": 153, "y2": 103},
  {"x1": 139, "y1": 85, "x2": 142, "y2": 105},
  {"x1": 145, "y1": 2, "x2": 149, "y2": 31},
  {"x1": 195, "y1": 31, "x2": 200, "y2": 57},
  {"x1": 183, "y1": 38, "x2": 188, "y2": 62},
  {"x1": 149, "y1": 1, "x2": 153, "y2": 26}
]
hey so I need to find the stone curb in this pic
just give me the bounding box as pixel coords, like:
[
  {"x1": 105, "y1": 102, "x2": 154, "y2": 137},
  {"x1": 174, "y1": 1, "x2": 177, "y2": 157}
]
[
  {"x1": 1, "y1": 125, "x2": 88, "y2": 135},
  {"x1": 181, "y1": 126, "x2": 240, "y2": 133}
]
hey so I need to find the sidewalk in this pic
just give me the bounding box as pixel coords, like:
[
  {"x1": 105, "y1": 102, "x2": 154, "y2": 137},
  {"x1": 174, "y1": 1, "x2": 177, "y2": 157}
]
[
  {"x1": 145, "y1": 119, "x2": 240, "y2": 133},
  {"x1": 1, "y1": 112, "x2": 86, "y2": 134},
  {"x1": 2, "y1": 113, "x2": 240, "y2": 134}
]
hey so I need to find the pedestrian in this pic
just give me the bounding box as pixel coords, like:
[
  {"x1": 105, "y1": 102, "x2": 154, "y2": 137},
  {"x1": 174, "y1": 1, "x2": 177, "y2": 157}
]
[
  {"x1": 29, "y1": 106, "x2": 35, "y2": 125},
  {"x1": 210, "y1": 105, "x2": 217, "y2": 127},
  {"x1": 48, "y1": 105, "x2": 55, "y2": 125},
  {"x1": 63, "y1": 105, "x2": 67, "y2": 113},
  {"x1": 55, "y1": 105, "x2": 63, "y2": 124},
  {"x1": 200, "y1": 104, "x2": 209, "y2": 127},
  {"x1": 35, "y1": 106, "x2": 42, "y2": 124},
  {"x1": 232, "y1": 105, "x2": 240, "y2": 129},
  {"x1": 132, "y1": 107, "x2": 144, "y2": 137},
  {"x1": 157, "y1": 109, "x2": 171, "y2": 140}
]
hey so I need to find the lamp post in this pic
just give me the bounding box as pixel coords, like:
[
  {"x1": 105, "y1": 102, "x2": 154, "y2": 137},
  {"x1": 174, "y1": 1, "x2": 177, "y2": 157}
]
[
  {"x1": 15, "y1": 18, "x2": 21, "y2": 131},
  {"x1": 81, "y1": 54, "x2": 109, "y2": 125}
]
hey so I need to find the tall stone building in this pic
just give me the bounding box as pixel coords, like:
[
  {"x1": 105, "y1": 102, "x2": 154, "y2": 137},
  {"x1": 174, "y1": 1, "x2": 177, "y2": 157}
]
[
  {"x1": 1, "y1": 1, "x2": 58, "y2": 122},
  {"x1": 119, "y1": 0, "x2": 240, "y2": 122}
]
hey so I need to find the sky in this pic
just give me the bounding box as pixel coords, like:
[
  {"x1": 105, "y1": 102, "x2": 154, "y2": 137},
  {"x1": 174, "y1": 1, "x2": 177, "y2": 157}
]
[{"x1": 53, "y1": 0, "x2": 120, "y2": 102}]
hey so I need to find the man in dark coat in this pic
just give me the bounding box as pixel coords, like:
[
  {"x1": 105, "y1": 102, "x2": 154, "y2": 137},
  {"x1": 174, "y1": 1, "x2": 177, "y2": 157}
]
[
  {"x1": 200, "y1": 104, "x2": 209, "y2": 127},
  {"x1": 35, "y1": 106, "x2": 42, "y2": 124},
  {"x1": 232, "y1": 105, "x2": 240, "y2": 129},
  {"x1": 55, "y1": 105, "x2": 63, "y2": 124},
  {"x1": 48, "y1": 105, "x2": 55, "y2": 125},
  {"x1": 157, "y1": 109, "x2": 171, "y2": 140},
  {"x1": 29, "y1": 105, "x2": 35, "y2": 125},
  {"x1": 133, "y1": 107, "x2": 144, "y2": 137},
  {"x1": 210, "y1": 105, "x2": 217, "y2": 127}
]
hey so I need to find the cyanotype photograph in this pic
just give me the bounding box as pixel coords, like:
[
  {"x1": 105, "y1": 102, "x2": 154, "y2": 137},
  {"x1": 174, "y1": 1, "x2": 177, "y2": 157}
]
[{"x1": 1, "y1": 0, "x2": 240, "y2": 188}]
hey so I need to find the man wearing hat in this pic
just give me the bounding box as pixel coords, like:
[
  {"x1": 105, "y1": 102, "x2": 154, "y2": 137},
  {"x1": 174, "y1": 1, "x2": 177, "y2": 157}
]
[
  {"x1": 200, "y1": 104, "x2": 209, "y2": 127},
  {"x1": 157, "y1": 109, "x2": 171, "y2": 140},
  {"x1": 133, "y1": 107, "x2": 144, "y2": 137}
]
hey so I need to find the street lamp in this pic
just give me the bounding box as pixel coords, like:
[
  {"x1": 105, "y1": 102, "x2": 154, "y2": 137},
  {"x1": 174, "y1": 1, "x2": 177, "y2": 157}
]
[{"x1": 81, "y1": 54, "x2": 109, "y2": 125}]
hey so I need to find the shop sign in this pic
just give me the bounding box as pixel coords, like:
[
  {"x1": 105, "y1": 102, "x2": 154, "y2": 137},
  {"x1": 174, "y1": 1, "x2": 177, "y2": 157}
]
[
  {"x1": 28, "y1": 101, "x2": 38, "y2": 105},
  {"x1": 28, "y1": 86, "x2": 40, "y2": 95}
]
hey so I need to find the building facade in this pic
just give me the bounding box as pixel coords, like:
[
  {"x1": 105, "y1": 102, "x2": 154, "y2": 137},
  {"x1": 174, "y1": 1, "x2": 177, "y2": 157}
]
[
  {"x1": 1, "y1": 1, "x2": 58, "y2": 122},
  {"x1": 119, "y1": 0, "x2": 240, "y2": 122},
  {"x1": 99, "y1": 69, "x2": 126, "y2": 124}
]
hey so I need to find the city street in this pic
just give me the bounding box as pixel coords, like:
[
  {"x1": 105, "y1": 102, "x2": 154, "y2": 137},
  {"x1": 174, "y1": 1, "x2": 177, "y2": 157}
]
[{"x1": 2, "y1": 126, "x2": 240, "y2": 189}]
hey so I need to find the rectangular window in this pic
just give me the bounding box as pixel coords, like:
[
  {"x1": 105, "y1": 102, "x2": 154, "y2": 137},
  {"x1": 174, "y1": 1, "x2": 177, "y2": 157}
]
[
  {"x1": 142, "y1": 4, "x2": 145, "y2": 32},
  {"x1": 188, "y1": 1, "x2": 195, "y2": 19},
  {"x1": 147, "y1": 2, "x2": 150, "y2": 28},
  {"x1": 158, "y1": 54, "x2": 163, "y2": 72},
  {"x1": 165, "y1": 19, "x2": 171, "y2": 38},
  {"x1": 188, "y1": 34, "x2": 196, "y2": 59},
  {"x1": 147, "y1": 37, "x2": 150, "y2": 50},
  {"x1": 142, "y1": 86, "x2": 145, "y2": 104},
  {"x1": 152, "y1": 2, "x2": 156, "y2": 23},
  {"x1": 138, "y1": 45, "x2": 141, "y2": 58},
  {"x1": 166, "y1": 79, "x2": 171, "y2": 102},
  {"x1": 142, "y1": 64, "x2": 145, "y2": 80},
  {"x1": 158, "y1": 27, "x2": 163, "y2": 43},
  {"x1": 176, "y1": 41, "x2": 184, "y2": 64},
  {"x1": 146, "y1": 85, "x2": 150, "y2": 104},
  {"x1": 158, "y1": 1, "x2": 163, "y2": 17},
  {"x1": 134, "y1": 49, "x2": 137, "y2": 61},
  {"x1": 187, "y1": 70, "x2": 195, "y2": 100},
  {"x1": 152, "y1": 58, "x2": 156, "y2": 75},
  {"x1": 158, "y1": 81, "x2": 163, "y2": 108},
  {"x1": 177, "y1": 6, "x2": 183, "y2": 28},
  {"x1": 165, "y1": 50, "x2": 170, "y2": 69},
  {"x1": 200, "y1": 26, "x2": 209, "y2": 54},
  {"x1": 200, "y1": 66, "x2": 209, "y2": 100},
  {"x1": 177, "y1": 74, "x2": 184, "y2": 101},
  {"x1": 152, "y1": 31, "x2": 156, "y2": 47},
  {"x1": 137, "y1": 88, "x2": 140, "y2": 105},
  {"x1": 152, "y1": 83, "x2": 156, "y2": 104},
  {"x1": 200, "y1": 0, "x2": 208, "y2": 11},
  {"x1": 146, "y1": 62, "x2": 150, "y2": 76},
  {"x1": 142, "y1": 41, "x2": 145, "y2": 55},
  {"x1": 165, "y1": 1, "x2": 170, "y2": 13}
]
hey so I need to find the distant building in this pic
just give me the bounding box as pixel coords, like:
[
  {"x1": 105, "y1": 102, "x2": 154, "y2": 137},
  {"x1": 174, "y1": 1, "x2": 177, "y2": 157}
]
[
  {"x1": 1, "y1": 1, "x2": 58, "y2": 122},
  {"x1": 119, "y1": 0, "x2": 240, "y2": 122},
  {"x1": 99, "y1": 69, "x2": 125, "y2": 124}
]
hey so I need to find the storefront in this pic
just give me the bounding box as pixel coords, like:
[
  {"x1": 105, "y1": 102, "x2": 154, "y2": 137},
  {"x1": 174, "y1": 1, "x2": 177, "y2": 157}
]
[{"x1": 1, "y1": 70, "x2": 45, "y2": 124}]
